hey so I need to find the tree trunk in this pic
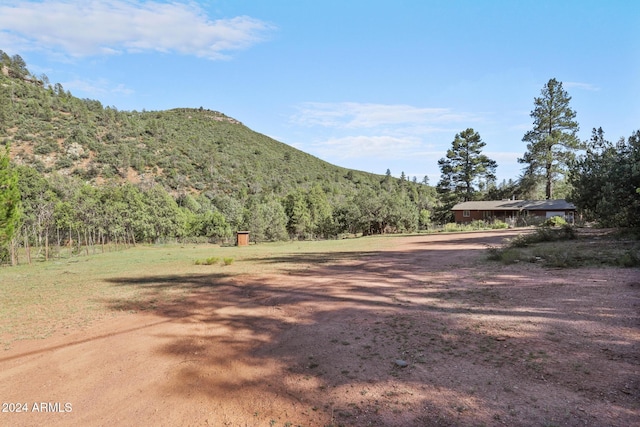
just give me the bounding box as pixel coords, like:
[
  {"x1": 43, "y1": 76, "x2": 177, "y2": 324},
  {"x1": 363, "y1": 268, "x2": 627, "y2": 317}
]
[
  {"x1": 24, "y1": 230, "x2": 31, "y2": 265},
  {"x1": 545, "y1": 164, "x2": 553, "y2": 200},
  {"x1": 10, "y1": 237, "x2": 17, "y2": 266},
  {"x1": 56, "y1": 227, "x2": 61, "y2": 259}
]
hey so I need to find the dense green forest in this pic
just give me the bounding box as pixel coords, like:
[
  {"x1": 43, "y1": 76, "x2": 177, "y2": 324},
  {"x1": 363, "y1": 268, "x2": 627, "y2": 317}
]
[{"x1": 1, "y1": 52, "x2": 638, "y2": 265}]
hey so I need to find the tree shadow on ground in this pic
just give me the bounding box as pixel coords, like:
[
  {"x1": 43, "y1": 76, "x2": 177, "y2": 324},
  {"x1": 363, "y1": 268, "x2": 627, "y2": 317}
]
[{"x1": 101, "y1": 232, "x2": 639, "y2": 426}]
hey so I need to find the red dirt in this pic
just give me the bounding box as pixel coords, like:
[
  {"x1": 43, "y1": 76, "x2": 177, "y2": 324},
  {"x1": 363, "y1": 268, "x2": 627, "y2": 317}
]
[{"x1": 1, "y1": 230, "x2": 638, "y2": 426}]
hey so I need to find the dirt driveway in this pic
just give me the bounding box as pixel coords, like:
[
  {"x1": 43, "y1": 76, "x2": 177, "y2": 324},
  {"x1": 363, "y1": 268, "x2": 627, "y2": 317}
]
[{"x1": 1, "y1": 230, "x2": 638, "y2": 426}]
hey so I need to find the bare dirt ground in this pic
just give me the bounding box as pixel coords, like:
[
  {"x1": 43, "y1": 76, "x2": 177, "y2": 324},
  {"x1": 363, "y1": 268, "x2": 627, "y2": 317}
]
[{"x1": 1, "y1": 230, "x2": 638, "y2": 426}]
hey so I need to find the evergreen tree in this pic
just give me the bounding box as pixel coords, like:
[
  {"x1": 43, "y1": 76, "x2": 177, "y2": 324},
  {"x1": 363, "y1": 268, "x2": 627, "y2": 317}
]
[
  {"x1": 437, "y1": 128, "x2": 497, "y2": 202},
  {"x1": 284, "y1": 189, "x2": 312, "y2": 239},
  {"x1": 569, "y1": 128, "x2": 640, "y2": 228},
  {"x1": 519, "y1": 78, "x2": 580, "y2": 199},
  {"x1": 306, "y1": 184, "x2": 333, "y2": 238}
]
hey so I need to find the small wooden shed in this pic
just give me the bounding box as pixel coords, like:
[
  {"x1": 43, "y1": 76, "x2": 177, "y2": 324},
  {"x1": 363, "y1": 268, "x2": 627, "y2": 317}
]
[{"x1": 236, "y1": 231, "x2": 250, "y2": 246}]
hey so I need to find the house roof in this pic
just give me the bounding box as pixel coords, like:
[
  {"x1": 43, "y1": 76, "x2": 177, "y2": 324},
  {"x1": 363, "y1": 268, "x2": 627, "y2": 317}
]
[{"x1": 451, "y1": 199, "x2": 576, "y2": 211}]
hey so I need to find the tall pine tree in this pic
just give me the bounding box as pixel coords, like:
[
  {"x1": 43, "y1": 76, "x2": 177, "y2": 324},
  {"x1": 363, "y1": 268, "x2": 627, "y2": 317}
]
[
  {"x1": 519, "y1": 78, "x2": 580, "y2": 199},
  {"x1": 437, "y1": 128, "x2": 497, "y2": 202}
]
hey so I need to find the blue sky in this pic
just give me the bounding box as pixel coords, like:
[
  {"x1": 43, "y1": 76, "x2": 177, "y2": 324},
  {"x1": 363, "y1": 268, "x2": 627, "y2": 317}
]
[{"x1": 1, "y1": 0, "x2": 638, "y2": 183}]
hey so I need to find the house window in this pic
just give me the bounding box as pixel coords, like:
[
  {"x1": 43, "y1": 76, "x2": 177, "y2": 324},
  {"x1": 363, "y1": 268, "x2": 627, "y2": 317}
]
[{"x1": 463, "y1": 210, "x2": 470, "y2": 218}]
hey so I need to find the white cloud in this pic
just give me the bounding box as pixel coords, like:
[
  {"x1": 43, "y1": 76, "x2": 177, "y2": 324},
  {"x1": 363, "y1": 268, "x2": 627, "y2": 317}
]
[
  {"x1": 485, "y1": 151, "x2": 522, "y2": 164},
  {"x1": 291, "y1": 101, "x2": 489, "y2": 165},
  {"x1": 564, "y1": 81, "x2": 600, "y2": 91},
  {"x1": 313, "y1": 135, "x2": 423, "y2": 160},
  {"x1": 292, "y1": 102, "x2": 480, "y2": 129},
  {"x1": 63, "y1": 78, "x2": 133, "y2": 97},
  {"x1": 0, "y1": 0, "x2": 275, "y2": 59}
]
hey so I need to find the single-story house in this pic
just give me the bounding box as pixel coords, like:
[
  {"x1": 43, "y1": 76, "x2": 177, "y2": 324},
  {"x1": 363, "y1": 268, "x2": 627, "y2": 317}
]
[{"x1": 451, "y1": 200, "x2": 577, "y2": 224}]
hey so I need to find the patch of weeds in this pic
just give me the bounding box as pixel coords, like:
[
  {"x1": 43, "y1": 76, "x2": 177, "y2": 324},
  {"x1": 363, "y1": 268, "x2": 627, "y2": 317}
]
[
  {"x1": 510, "y1": 225, "x2": 576, "y2": 247},
  {"x1": 616, "y1": 249, "x2": 640, "y2": 267},
  {"x1": 485, "y1": 226, "x2": 640, "y2": 268},
  {"x1": 223, "y1": 257, "x2": 234, "y2": 266},
  {"x1": 194, "y1": 256, "x2": 219, "y2": 265},
  {"x1": 486, "y1": 245, "x2": 522, "y2": 264},
  {"x1": 572, "y1": 362, "x2": 591, "y2": 375},
  {"x1": 541, "y1": 248, "x2": 579, "y2": 268},
  {"x1": 486, "y1": 245, "x2": 503, "y2": 261}
]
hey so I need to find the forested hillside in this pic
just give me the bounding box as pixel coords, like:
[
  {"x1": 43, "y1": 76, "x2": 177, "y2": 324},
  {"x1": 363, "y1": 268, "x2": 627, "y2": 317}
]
[{"x1": 0, "y1": 52, "x2": 438, "y2": 264}]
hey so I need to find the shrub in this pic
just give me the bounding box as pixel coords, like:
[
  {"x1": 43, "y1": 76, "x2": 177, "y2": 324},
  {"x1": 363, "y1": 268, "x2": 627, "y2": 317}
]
[
  {"x1": 617, "y1": 249, "x2": 640, "y2": 267},
  {"x1": 223, "y1": 257, "x2": 234, "y2": 266},
  {"x1": 491, "y1": 220, "x2": 509, "y2": 229},
  {"x1": 543, "y1": 216, "x2": 567, "y2": 227},
  {"x1": 485, "y1": 245, "x2": 522, "y2": 265},
  {"x1": 486, "y1": 245, "x2": 502, "y2": 261},
  {"x1": 195, "y1": 256, "x2": 219, "y2": 265},
  {"x1": 34, "y1": 139, "x2": 59, "y2": 155},
  {"x1": 509, "y1": 224, "x2": 576, "y2": 247},
  {"x1": 540, "y1": 248, "x2": 578, "y2": 268},
  {"x1": 500, "y1": 249, "x2": 522, "y2": 265},
  {"x1": 54, "y1": 156, "x2": 74, "y2": 169}
]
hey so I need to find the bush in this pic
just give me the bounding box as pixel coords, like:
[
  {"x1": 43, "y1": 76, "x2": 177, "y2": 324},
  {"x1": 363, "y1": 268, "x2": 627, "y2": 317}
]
[
  {"x1": 54, "y1": 156, "x2": 74, "y2": 169},
  {"x1": 543, "y1": 216, "x2": 567, "y2": 227},
  {"x1": 617, "y1": 249, "x2": 640, "y2": 267},
  {"x1": 223, "y1": 257, "x2": 234, "y2": 266},
  {"x1": 509, "y1": 224, "x2": 576, "y2": 247},
  {"x1": 491, "y1": 220, "x2": 509, "y2": 229},
  {"x1": 539, "y1": 247, "x2": 578, "y2": 268},
  {"x1": 195, "y1": 256, "x2": 219, "y2": 265},
  {"x1": 34, "y1": 139, "x2": 59, "y2": 155},
  {"x1": 485, "y1": 245, "x2": 502, "y2": 261},
  {"x1": 485, "y1": 245, "x2": 523, "y2": 264}
]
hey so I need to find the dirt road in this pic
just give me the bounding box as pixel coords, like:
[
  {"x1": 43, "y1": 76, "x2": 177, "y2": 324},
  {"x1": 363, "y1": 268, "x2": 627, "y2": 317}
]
[{"x1": 1, "y1": 230, "x2": 638, "y2": 426}]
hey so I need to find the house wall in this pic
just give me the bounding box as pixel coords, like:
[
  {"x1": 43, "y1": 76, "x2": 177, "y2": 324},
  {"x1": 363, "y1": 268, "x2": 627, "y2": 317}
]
[
  {"x1": 454, "y1": 210, "x2": 484, "y2": 222},
  {"x1": 453, "y1": 209, "x2": 576, "y2": 224},
  {"x1": 454, "y1": 210, "x2": 518, "y2": 223}
]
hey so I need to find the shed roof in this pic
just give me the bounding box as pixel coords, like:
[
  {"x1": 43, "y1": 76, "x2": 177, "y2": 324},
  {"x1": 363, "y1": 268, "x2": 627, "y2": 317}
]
[{"x1": 452, "y1": 200, "x2": 576, "y2": 211}]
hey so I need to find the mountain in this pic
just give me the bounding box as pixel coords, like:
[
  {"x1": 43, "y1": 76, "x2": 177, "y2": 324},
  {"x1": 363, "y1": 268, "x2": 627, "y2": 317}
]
[{"x1": 1, "y1": 61, "x2": 382, "y2": 198}]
